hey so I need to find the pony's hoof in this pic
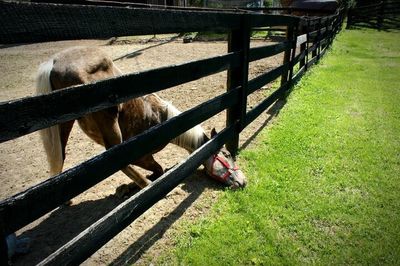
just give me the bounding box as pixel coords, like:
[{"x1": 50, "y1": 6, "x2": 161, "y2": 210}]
[
  {"x1": 115, "y1": 183, "x2": 139, "y2": 199},
  {"x1": 147, "y1": 172, "x2": 162, "y2": 181}
]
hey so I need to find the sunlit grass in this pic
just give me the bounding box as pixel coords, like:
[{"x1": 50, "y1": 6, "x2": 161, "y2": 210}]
[{"x1": 159, "y1": 28, "x2": 400, "y2": 265}]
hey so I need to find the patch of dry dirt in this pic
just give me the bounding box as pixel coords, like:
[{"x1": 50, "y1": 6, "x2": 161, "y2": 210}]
[{"x1": 0, "y1": 37, "x2": 284, "y2": 265}]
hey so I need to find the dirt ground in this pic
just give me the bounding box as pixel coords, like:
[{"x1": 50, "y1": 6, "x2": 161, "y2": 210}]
[{"x1": 0, "y1": 36, "x2": 284, "y2": 265}]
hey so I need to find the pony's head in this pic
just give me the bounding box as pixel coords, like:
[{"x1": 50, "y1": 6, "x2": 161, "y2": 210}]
[{"x1": 203, "y1": 129, "x2": 247, "y2": 189}]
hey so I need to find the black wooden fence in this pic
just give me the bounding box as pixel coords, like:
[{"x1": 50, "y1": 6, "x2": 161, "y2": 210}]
[
  {"x1": 347, "y1": 0, "x2": 400, "y2": 30},
  {"x1": 0, "y1": 1, "x2": 345, "y2": 264}
]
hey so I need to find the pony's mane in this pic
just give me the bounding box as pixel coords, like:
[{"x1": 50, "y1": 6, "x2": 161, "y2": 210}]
[{"x1": 164, "y1": 100, "x2": 207, "y2": 152}]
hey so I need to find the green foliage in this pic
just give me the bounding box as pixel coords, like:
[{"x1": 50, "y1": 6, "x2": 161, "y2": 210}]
[
  {"x1": 263, "y1": 0, "x2": 273, "y2": 7},
  {"x1": 251, "y1": 30, "x2": 268, "y2": 38},
  {"x1": 188, "y1": 0, "x2": 204, "y2": 7},
  {"x1": 338, "y1": 0, "x2": 356, "y2": 8},
  {"x1": 194, "y1": 31, "x2": 228, "y2": 41},
  {"x1": 158, "y1": 29, "x2": 400, "y2": 265}
]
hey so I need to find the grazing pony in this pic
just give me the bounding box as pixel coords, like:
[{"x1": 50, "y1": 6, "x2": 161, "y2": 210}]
[{"x1": 36, "y1": 46, "x2": 247, "y2": 194}]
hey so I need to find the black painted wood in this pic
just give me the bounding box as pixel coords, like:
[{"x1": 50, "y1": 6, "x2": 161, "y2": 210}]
[
  {"x1": 299, "y1": 41, "x2": 307, "y2": 68},
  {"x1": 302, "y1": 20, "x2": 311, "y2": 71},
  {"x1": 0, "y1": 89, "x2": 239, "y2": 234},
  {"x1": 0, "y1": 1, "x2": 242, "y2": 44},
  {"x1": 247, "y1": 63, "x2": 289, "y2": 95},
  {"x1": 286, "y1": 24, "x2": 299, "y2": 93},
  {"x1": 0, "y1": 1, "x2": 299, "y2": 44},
  {"x1": 315, "y1": 19, "x2": 323, "y2": 60},
  {"x1": 308, "y1": 27, "x2": 327, "y2": 41},
  {"x1": 0, "y1": 52, "x2": 240, "y2": 143},
  {"x1": 226, "y1": 17, "x2": 250, "y2": 155},
  {"x1": 280, "y1": 25, "x2": 295, "y2": 87},
  {"x1": 299, "y1": 18, "x2": 320, "y2": 31},
  {"x1": 249, "y1": 41, "x2": 290, "y2": 62},
  {"x1": 293, "y1": 50, "x2": 306, "y2": 66},
  {"x1": 0, "y1": 223, "x2": 8, "y2": 266},
  {"x1": 32, "y1": 0, "x2": 248, "y2": 13}
]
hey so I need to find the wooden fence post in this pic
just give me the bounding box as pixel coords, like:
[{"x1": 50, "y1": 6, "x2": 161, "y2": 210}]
[
  {"x1": 0, "y1": 216, "x2": 9, "y2": 266},
  {"x1": 332, "y1": 16, "x2": 337, "y2": 45},
  {"x1": 226, "y1": 15, "x2": 250, "y2": 155},
  {"x1": 287, "y1": 24, "x2": 298, "y2": 86},
  {"x1": 314, "y1": 18, "x2": 322, "y2": 61},
  {"x1": 335, "y1": 13, "x2": 341, "y2": 33},
  {"x1": 280, "y1": 24, "x2": 295, "y2": 87},
  {"x1": 324, "y1": 17, "x2": 330, "y2": 50},
  {"x1": 377, "y1": 0, "x2": 385, "y2": 30},
  {"x1": 305, "y1": 20, "x2": 310, "y2": 71},
  {"x1": 0, "y1": 237, "x2": 8, "y2": 266},
  {"x1": 325, "y1": 17, "x2": 330, "y2": 48},
  {"x1": 339, "y1": 8, "x2": 345, "y2": 31},
  {"x1": 299, "y1": 40, "x2": 306, "y2": 68},
  {"x1": 311, "y1": 22, "x2": 318, "y2": 59},
  {"x1": 299, "y1": 20, "x2": 307, "y2": 69},
  {"x1": 280, "y1": 21, "x2": 298, "y2": 101},
  {"x1": 346, "y1": 8, "x2": 353, "y2": 29}
]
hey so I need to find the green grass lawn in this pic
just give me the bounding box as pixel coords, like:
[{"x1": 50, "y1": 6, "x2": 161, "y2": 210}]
[{"x1": 160, "y1": 29, "x2": 400, "y2": 265}]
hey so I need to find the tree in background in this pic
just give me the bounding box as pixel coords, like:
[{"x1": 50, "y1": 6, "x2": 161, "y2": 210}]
[{"x1": 338, "y1": 0, "x2": 356, "y2": 8}]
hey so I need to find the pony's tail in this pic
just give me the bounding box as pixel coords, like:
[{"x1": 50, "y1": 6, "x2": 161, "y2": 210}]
[
  {"x1": 36, "y1": 59, "x2": 63, "y2": 176},
  {"x1": 164, "y1": 100, "x2": 207, "y2": 153}
]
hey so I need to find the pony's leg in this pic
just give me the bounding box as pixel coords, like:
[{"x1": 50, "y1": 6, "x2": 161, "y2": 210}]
[
  {"x1": 120, "y1": 166, "x2": 151, "y2": 188},
  {"x1": 115, "y1": 155, "x2": 163, "y2": 198},
  {"x1": 92, "y1": 110, "x2": 151, "y2": 189},
  {"x1": 115, "y1": 166, "x2": 149, "y2": 198},
  {"x1": 134, "y1": 154, "x2": 164, "y2": 181}
]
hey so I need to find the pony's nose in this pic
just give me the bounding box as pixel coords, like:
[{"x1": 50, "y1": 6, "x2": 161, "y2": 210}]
[
  {"x1": 230, "y1": 170, "x2": 247, "y2": 189},
  {"x1": 231, "y1": 180, "x2": 246, "y2": 189},
  {"x1": 238, "y1": 179, "x2": 247, "y2": 188},
  {"x1": 236, "y1": 169, "x2": 247, "y2": 187}
]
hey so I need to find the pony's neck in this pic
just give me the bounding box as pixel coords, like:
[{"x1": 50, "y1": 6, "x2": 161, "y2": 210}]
[{"x1": 163, "y1": 99, "x2": 209, "y2": 153}]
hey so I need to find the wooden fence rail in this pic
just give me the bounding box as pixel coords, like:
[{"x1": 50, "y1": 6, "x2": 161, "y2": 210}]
[
  {"x1": 0, "y1": 52, "x2": 241, "y2": 142},
  {"x1": 0, "y1": 1, "x2": 345, "y2": 264}
]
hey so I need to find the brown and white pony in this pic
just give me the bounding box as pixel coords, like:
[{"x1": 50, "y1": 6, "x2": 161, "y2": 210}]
[{"x1": 36, "y1": 46, "x2": 247, "y2": 194}]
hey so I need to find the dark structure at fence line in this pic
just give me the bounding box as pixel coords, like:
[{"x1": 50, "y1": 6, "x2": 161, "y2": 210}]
[
  {"x1": 0, "y1": 1, "x2": 345, "y2": 264},
  {"x1": 347, "y1": 0, "x2": 400, "y2": 30}
]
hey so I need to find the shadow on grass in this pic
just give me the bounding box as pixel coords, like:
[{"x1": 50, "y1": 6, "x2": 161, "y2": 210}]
[
  {"x1": 110, "y1": 170, "x2": 222, "y2": 265},
  {"x1": 240, "y1": 99, "x2": 287, "y2": 151}
]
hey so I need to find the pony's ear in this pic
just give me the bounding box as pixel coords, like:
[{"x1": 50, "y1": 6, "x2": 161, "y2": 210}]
[{"x1": 211, "y1": 128, "x2": 218, "y2": 138}]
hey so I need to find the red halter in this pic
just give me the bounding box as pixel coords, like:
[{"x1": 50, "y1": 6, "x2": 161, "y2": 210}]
[{"x1": 206, "y1": 154, "x2": 239, "y2": 183}]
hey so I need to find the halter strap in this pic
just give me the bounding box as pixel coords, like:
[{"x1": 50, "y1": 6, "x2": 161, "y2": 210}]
[{"x1": 207, "y1": 154, "x2": 239, "y2": 183}]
